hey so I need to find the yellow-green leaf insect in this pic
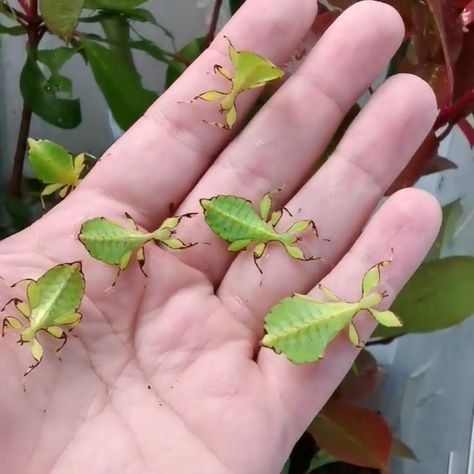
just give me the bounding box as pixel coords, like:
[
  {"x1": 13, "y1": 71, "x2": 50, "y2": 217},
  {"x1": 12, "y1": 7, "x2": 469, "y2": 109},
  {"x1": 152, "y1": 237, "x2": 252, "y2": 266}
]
[
  {"x1": 261, "y1": 259, "x2": 403, "y2": 363},
  {"x1": 78, "y1": 213, "x2": 196, "y2": 283},
  {"x1": 192, "y1": 36, "x2": 285, "y2": 129},
  {"x1": 200, "y1": 192, "x2": 320, "y2": 273},
  {"x1": 28, "y1": 138, "x2": 87, "y2": 208},
  {"x1": 1, "y1": 262, "x2": 85, "y2": 377}
]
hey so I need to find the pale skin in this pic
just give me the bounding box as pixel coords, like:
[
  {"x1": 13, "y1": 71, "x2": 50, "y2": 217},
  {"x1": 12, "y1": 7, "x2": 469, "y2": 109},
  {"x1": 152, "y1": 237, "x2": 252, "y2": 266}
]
[{"x1": 0, "y1": 1, "x2": 441, "y2": 473}]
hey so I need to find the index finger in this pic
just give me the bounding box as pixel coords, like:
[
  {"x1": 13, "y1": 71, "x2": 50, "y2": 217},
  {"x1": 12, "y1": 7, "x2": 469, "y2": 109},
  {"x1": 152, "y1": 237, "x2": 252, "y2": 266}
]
[{"x1": 79, "y1": 0, "x2": 318, "y2": 228}]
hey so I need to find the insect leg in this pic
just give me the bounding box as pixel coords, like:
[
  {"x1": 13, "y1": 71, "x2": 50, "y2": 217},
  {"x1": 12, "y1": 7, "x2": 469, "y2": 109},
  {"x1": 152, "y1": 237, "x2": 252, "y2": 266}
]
[
  {"x1": 53, "y1": 312, "x2": 82, "y2": 328},
  {"x1": 40, "y1": 183, "x2": 64, "y2": 209},
  {"x1": 44, "y1": 326, "x2": 68, "y2": 352},
  {"x1": 137, "y1": 247, "x2": 148, "y2": 278},
  {"x1": 348, "y1": 323, "x2": 362, "y2": 348},
  {"x1": 227, "y1": 239, "x2": 252, "y2": 252},
  {"x1": 24, "y1": 337, "x2": 44, "y2": 377},
  {"x1": 269, "y1": 210, "x2": 283, "y2": 227},
  {"x1": 318, "y1": 284, "x2": 340, "y2": 302},
  {"x1": 253, "y1": 243, "x2": 267, "y2": 274},
  {"x1": 58, "y1": 185, "x2": 70, "y2": 199},
  {"x1": 1, "y1": 297, "x2": 21, "y2": 312},
  {"x1": 260, "y1": 193, "x2": 273, "y2": 221},
  {"x1": 2, "y1": 316, "x2": 25, "y2": 337},
  {"x1": 124, "y1": 212, "x2": 140, "y2": 231},
  {"x1": 214, "y1": 64, "x2": 232, "y2": 81}
]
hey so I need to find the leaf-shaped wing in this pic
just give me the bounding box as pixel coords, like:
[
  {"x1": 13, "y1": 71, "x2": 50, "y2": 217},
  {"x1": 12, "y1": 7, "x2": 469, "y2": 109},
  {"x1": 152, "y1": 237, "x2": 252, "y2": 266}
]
[
  {"x1": 233, "y1": 50, "x2": 284, "y2": 91},
  {"x1": 33, "y1": 262, "x2": 85, "y2": 323},
  {"x1": 28, "y1": 139, "x2": 77, "y2": 185},
  {"x1": 200, "y1": 195, "x2": 271, "y2": 243},
  {"x1": 262, "y1": 296, "x2": 356, "y2": 363},
  {"x1": 79, "y1": 218, "x2": 149, "y2": 265}
]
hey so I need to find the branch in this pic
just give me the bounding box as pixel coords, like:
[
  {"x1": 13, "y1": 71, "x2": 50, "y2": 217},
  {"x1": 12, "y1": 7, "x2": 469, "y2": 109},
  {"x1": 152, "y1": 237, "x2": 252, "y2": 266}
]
[
  {"x1": 204, "y1": 0, "x2": 223, "y2": 49},
  {"x1": 435, "y1": 89, "x2": 474, "y2": 129}
]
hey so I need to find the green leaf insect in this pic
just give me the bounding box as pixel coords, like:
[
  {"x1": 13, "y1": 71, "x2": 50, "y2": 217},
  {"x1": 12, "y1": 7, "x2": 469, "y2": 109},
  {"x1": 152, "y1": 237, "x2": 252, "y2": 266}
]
[
  {"x1": 28, "y1": 138, "x2": 87, "y2": 208},
  {"x1": 261, "y1": 259, "x2": 403, "y2": 363},
  {"x1": 200, "y1": 192, "x2": 320, "y2": 273},
  {"x1": 78, "y1": 213, "x2": 196, "y2": 283},
  {"x1": 1, "y1": 262, "x2": 85, "y2": 377},
  {"x1": 192, "y1": 36, "x2": 285, "y2": 129}
]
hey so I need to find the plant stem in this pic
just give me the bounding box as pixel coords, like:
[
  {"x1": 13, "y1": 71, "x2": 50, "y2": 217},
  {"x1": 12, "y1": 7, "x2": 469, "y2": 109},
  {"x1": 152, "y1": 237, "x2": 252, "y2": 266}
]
[
  {"x1": 9, "y1": 108, "x2": 33, "y2": 197},
  {"x1": 204, "y1": 0, "x2": 223, "y2": 49},
  {"x1": 9, "y1": 0, "x2": 41, "y2": 198}
]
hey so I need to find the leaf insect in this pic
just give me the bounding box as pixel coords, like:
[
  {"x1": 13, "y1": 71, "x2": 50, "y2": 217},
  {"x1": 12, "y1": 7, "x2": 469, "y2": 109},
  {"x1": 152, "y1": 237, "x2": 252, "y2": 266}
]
[
  {"x1": 28, "y1": 138, "x2": 88, "y2": 208},
  {"x1": 200, "y1": 191, "x2": 320, "y2": 273},
  {"x1": 261, "y1": 259, "x2": 403, "y2": 363},
  {"x1": 1, "y1": 262, "x2": 85, "y2": 377},
  {"x1": 78, "y1": 213, "x2": 196, "y2": 284},
  {"x1": 191, "y1": 36, "x2": 285, "y2": 129}
]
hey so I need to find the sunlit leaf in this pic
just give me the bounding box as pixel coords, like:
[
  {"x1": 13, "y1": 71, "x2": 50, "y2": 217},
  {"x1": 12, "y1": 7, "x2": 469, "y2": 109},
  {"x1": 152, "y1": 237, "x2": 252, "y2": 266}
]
[
  {"x1": 309, "y1": 402, "x2": 393, "y2": 470},
  {"x1": 374, "y1": 257, "x2": 474, "y2": 337},
  {"x1": 40, "y1": 0, "x2": 84, "y2": 40}
]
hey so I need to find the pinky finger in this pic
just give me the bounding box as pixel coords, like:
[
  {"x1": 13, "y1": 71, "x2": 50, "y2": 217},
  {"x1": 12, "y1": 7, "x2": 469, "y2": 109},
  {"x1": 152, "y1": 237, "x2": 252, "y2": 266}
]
[{"x1": 258, "y1": 188, "x2": 441, "y2": 439}]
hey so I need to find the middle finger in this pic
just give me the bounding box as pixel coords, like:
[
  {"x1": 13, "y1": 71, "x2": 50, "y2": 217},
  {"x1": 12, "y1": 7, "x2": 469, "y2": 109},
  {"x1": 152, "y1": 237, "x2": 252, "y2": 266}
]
[{"x1": 174, "y1": 1, "x2": 406, "y2": 284}]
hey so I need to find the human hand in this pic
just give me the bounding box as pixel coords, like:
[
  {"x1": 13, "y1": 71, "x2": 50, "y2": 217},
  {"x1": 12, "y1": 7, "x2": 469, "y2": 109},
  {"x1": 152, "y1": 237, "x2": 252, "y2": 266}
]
[{"x1": 0, "y1": 1, "x2": 441, "y2": 473}]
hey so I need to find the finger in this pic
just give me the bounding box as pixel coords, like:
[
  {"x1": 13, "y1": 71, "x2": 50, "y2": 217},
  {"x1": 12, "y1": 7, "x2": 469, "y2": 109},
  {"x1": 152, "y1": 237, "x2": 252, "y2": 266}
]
[
  {"x1": 258, "y1": 189, "x2": 441, "y2": 440},
  {"x1": 218, "y1": 73, "x2": 437, "y2": 335},
  {"x1": 77, "y1": 0, "x2": 318, "y2": 228},
  {"x1": 172, "y1": 1, "x2": 405, "y2": 283}
]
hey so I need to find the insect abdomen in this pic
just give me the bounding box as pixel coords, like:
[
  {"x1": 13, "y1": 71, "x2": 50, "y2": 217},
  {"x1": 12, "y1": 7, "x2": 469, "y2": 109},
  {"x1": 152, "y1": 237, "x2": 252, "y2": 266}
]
[{"x1": 201, "y1": 195, "x2": 272, "y2": 242}]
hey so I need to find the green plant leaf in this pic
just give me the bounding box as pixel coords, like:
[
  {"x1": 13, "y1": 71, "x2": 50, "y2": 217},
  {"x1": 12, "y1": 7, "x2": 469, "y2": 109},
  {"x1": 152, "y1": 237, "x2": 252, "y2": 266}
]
[
  {"x1": 308, "y1": 402, "x2": 393, "y2": 471},
  {"x1": 83, "y1": 0, "x2": 147, "y2": 10},
  {"x1": 131, "y1": 40, "x2": 169, "y2": 64},
  {"x1": 307, "y1": 450, "x2": 338, "y2": 471},
  {"x1": 374, "y1": 257, "x2": 474, "y2": 338},
  {"x1": 229, "y1": 0, "x2": 246, "y2": 14},
  {"x1": 165, "y1": 37, "x2": 206, "y2": 88},
  {"x1": 81, "y1": 38, "x2": 157, "y2": 130},
  {"x1": 0, "y1": 23, "x2": 24, "y2": 35},
  {"x1": 0, "y1": 1, "x2": 15, "y2": 19},
  {"x1": 425, "y1": 199, "x2": 463, "y2": 261},
  {"x1": 40, "y1": 0, "x2": 84, "y2": 40},
  {"x1": 37, "y1": 47, "x2": 77, "y2": 73},
  {"x1": 20, "y1": 55, "x2": 81, "y2": 129},
  {"x1": 2, "y1": 197, "x2": 33, "y2": 231}
]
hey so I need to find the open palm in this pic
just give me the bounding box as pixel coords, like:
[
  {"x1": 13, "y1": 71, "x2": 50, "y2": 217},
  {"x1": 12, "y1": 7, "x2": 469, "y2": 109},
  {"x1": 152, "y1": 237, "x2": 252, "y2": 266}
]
[{"x1": 0, "y1": 1, "x2": 441, "y2": 473}]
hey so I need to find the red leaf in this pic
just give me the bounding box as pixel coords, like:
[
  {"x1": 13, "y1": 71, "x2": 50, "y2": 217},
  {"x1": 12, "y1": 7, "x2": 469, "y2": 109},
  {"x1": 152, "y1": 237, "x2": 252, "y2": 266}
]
[
  {"x1": 454, "y1": 30, "x2": 474, "y2": 101},
  {"x1": 334, "y1": 350, "x2": 378, "y2": 402},
  {"x1": 397, "y1": 60, "x2": 451, "y2": 108},
  {"x1": 284, "y1": 11, "x2": 340, "y2": 74},
  {"x1": 458, "y1": 118, "x2": 474, "y2": 147},
  {"x1": 462, "y1": 0, "x2": 474, "y2": 27},
  {"x1": 309, "y1": 402, "x2": 393, "y2": 470},
  {"x1": 426, "y1": 0, "x2": 464, "y2": 103},
  {"x1": 391, "y1": 438, "x2": 419, "y2": 462},
  {"x1": 387, "y1": 132, "x2": 440, "y2": 194},
  {"x1": 424, "y1": 156, "x2": 458, "y2": 174}
]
